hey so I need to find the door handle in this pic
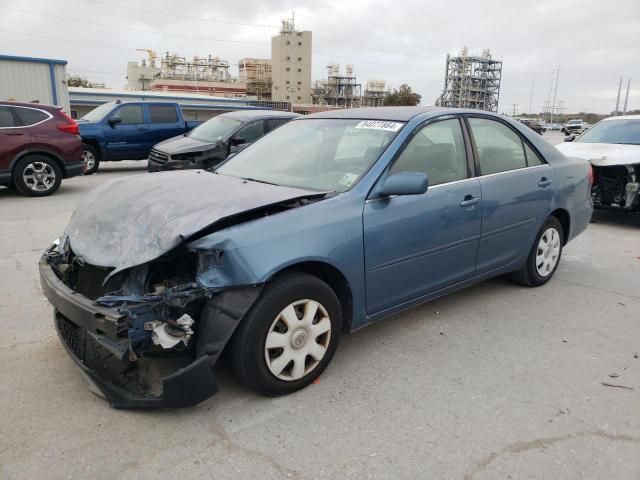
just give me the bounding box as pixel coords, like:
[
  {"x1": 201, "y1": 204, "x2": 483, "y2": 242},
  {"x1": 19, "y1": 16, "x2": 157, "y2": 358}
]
[
  {"x1": 137, "y1": 127, "x2": 148, "y2": 131},
  {"x1": 538, "y1": 177, "x2": 552, "y2": 187},
  {"x1": 3, "y1": 132, "x2": 24, "y2": 136},
  {"x1": 460, "y1": 195, "x2": 480, "y2": 207}
]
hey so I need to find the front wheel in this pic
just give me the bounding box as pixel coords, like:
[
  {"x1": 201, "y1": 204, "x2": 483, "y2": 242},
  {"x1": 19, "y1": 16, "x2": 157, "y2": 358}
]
[
  {"x1": 510, "y1": 216, "x2": 563, "y2": 287},
  {"x1": 229, "y1": 272, "x2": 342, "y2": 396},
  {"x1": 82, "y1": 144, "x2": 100, "y2": 175}
]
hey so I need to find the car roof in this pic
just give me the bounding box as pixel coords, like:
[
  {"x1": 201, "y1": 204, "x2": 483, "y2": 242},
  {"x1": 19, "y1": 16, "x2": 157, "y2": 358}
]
[
  {"x1": 301, "y1": 106, "x2": 510, "y2": 122},
  {"x1": 219, "y1": 109, "x2": 300, "y2": 121},
  {"x1": 602, "y1": 115, "x2": 640, "y2": 121},
  {"x1": 0, "y1": 100, "x2": 60, "y2": 111}
]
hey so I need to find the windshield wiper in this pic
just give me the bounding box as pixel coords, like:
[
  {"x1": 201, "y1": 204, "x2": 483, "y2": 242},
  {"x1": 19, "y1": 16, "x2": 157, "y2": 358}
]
[{"x1": 241, "y1": 177, "x2": 280, "y2": 186}]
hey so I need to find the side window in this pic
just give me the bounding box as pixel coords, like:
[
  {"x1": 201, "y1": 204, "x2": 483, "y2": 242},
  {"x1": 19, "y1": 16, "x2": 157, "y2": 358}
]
[
  {"x1": 265, "y1": 118, "x2": 289, "y2": 133},
  {"x1": 468, "y1": 118, "x2": 527, "y2": 175},
  {"x1": 148, "y1": 105, "x2": 178, "y2": 123},
  {"x1": 389, "y1": 118, "x2": 468, "y2": 186},
  {"x1": 0, "y1": 106, "x2": 15, "y2": 128},
  {"x1": 15, "y1": 107, "x2": 49, "y2": 126},
  {"x1": 114, "y1": 105, "x2": 143, "y2": 125},
  {"x1": 234, "y1": 121, "x2": 264, "y2": 143},
  {"x1": 524, "y1": 142, "x2": 544, "y2": 166}
]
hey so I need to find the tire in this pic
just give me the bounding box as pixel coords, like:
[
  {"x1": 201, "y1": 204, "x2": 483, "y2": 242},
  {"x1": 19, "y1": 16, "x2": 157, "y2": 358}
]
[
  {"x1": 510, "y1": 216, "x2": 564, "y2": 287},
  {"x1": 82, "y1": 144, "x2": 100, "y2": 175},
  {"x1": 229, "y1": 272, "x2": 342, "y2": 396},
  {"x1": 13, "y1": 155, "x2": 62, "y2": 197}
]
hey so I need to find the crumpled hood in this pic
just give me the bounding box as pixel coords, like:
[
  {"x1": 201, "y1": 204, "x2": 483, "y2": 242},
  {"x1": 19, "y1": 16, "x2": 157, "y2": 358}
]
[
  {"x1": 556, "y1": 142, "x2": 640, "y2": 167},
  {"x1": 63, "y1": 170, "x2": 319, "y2": 273},
  {"x1": 154, "y1": 134, "x2": 219, "y2": 155}
]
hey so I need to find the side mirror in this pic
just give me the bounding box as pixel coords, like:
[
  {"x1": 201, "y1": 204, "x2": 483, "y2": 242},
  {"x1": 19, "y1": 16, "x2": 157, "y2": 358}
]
[
  {"x1": 230, "y1": 136, "x2": 247, "y2": 146},
  {"x1": 564, "y1": 135, "x2": 576, "y2": 142},
  {"x1": 108, "y1": 115, "x2": 122, "y2": 126},
  {"x1": 378, "y1": 172, "x2": 429, "y2": 197}
]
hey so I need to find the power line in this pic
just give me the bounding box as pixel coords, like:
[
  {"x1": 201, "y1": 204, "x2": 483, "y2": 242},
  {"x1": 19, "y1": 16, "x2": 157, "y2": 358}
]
[
  {"x1": 0, "y1": 5, "x2": 268, "y2": 45},
  {"x1": 86, "y1": 0, "x2": 279, "y2": 29},
  {"x1": 87, "y1": 0, "x2": 432, "y2": 59}
]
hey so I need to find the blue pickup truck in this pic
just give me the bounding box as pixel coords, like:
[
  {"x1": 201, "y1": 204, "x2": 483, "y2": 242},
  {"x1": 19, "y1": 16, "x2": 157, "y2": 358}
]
[{"x1": 77, "y1": 101, "x2": 202, "y2": 174}]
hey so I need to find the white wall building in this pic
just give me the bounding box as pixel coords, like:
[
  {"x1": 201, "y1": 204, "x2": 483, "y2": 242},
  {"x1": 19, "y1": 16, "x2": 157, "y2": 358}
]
[
  {"x1": 0, "y1": 55, "x2": 70, "y2": 112},
  {"x1": 271, "y1": 20, "x2": 312, "y2": 104}
]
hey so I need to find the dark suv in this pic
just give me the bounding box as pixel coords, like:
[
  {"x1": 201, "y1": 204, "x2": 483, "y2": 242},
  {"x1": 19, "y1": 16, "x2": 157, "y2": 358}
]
[{"x1": 0, "y1": 101, "x2": 85, "y2": 196}]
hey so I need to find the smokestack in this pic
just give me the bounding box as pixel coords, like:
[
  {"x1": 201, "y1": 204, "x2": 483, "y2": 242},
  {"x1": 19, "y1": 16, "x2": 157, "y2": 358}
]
[
  {"x1": 614, "y1": 77, "x2": 622, "y2": 115},
  {"x1": 623, "y1": 79, "x2": 630, "y2": 114}
]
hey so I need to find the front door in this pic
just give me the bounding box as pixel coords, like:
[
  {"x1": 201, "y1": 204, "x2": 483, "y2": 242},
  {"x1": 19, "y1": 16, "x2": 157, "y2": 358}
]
[
  {"x1": 465, "y1": 116, "x2": 554, "y2": 274},
  {"x1": 103, "y1": 104, "x2": 147, "y2": 160},
  {"x1": 363, "y1": 117, "x2": 481, "y2": 314}
]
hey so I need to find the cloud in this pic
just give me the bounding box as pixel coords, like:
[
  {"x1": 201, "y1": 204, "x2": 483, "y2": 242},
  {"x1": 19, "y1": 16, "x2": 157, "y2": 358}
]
[{"x1": 1, "y1": 0, "x2": 638, "y2": 113}]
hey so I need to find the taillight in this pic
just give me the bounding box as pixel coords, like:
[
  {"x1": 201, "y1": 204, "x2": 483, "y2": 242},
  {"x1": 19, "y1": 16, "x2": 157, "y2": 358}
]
[
  {"x1": 587, "y1": 165, "x2": 594, "y2": 186},
  {"x1": 56, "y1": 110, "x2": 79, "y2": 135}
]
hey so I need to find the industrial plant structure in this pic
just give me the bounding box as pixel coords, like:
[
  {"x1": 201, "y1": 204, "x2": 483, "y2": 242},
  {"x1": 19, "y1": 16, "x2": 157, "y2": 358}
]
[
  {"x1": 436, "y1": 48, "x2": 502, "y2": 112},
  {"x1": 126, "y1": 51, "x2": 246, "y2": 98},
  {"x1": 311, "y1": 65, "x2": 389, "y2": 108},
  {"x1": 238, "y1": 58, "x2": 272, "y2": 101}
]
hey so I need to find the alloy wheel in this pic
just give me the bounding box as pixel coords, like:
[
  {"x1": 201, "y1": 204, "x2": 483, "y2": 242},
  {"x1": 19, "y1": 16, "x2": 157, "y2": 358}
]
[
  {"x1": 82, "y1": 150, "x2": 95, "y2": 170},
  {"x1": 22, "y1": 161, "x2": 57, "y2": 193}
]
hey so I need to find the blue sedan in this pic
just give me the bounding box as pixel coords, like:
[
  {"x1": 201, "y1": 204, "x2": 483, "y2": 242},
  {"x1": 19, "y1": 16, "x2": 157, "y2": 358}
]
[{"x1": 40, "y1": 107, "x2": 593, "y2": 408}]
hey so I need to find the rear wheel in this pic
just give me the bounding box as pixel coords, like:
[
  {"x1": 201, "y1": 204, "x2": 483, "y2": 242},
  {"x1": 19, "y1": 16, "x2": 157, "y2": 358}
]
[
  {"x1": 229, "y1": 272, "x2": 342, "y2": 396},
  {"x1": 13, "y1": 155, "x2": 62, "y2": 197},
  {"x1": 510, "y1": 216, "x2": 563, "y2": 287},
  {"x1": 82, "y1": 144, "x2": 100, "y2": 175}
]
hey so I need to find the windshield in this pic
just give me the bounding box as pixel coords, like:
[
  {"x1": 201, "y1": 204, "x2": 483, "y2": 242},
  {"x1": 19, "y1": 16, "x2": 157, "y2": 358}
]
[
  {"x1": 568, "y1": 120, "x2": 582, "y2": 124},
  {"x1": 80, "y1": 102, "x2": 117, "y2": 122},
  {"x1": 217, "y1": 118, "x2": 403, "y2": 192},
  {"x1": 576, "y1": 118, "x2": 640, "y2": 145},
  {"x1": 189, "y1": 116, "x2": 241, "y2": 142}
]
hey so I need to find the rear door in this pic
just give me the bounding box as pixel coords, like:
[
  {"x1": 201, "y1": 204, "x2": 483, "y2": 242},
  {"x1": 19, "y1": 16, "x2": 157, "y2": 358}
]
[
  {"x1": 144, "y1": 104, "x2": 184, "y2": 151},
  {"x1": 0, "y1": 106, "x2": 31, "y2": 174},
  {"x1": 465, "y1": 115, "x2": 554, "y2": 274},
  {"x1": 363, "y1": 117, "x2": 481, "y2": 314},
  {"x1": 102, "y1": 104, "x2": 147, "y2": 159}
]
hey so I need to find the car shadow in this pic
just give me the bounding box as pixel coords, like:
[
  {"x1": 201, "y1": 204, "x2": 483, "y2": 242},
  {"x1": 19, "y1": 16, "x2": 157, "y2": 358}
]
[
  {"x1": 97, "y1": 161, "x2": 148, "y2": 174},
  {"x1": 590, "y1": 209, "x2": 640, "y2": 229}
]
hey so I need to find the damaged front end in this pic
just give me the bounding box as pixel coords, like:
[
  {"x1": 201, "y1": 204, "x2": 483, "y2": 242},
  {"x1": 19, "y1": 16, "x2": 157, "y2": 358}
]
[
  {"x1": 40, "y1": 238, "x2": 262, "y2": 409},
  {"x1": 592, "y1": 163, "x2": 640, "y2": 212}
]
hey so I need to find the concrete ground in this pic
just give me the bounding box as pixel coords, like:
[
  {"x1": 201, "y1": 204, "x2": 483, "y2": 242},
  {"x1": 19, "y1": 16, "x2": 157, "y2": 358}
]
[{"x1": 1, "y1": 131, "x2": 639, "y2": 479}]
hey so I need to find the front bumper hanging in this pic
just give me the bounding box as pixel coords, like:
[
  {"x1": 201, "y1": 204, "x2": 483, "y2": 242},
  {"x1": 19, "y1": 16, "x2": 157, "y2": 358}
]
[{"x1": 39, "y1": 257, "x2": 261, "y2": 409}]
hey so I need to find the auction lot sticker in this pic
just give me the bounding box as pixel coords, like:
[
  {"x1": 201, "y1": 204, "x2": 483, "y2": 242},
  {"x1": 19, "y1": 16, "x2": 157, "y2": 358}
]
[{"x1": 354, "y1": 120, "x2": 403, "y2": 132}]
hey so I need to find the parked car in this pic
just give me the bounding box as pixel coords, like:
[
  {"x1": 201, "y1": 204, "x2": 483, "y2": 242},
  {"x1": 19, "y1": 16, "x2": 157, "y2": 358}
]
[
  {"x1": 557, "y1": 115, "x2": 639, "y2": 212},
  {"x1": 562, "y1": 119, "x2": 587, "y2": 135},
  {"x1": 147, "y1": 110, "x2": 299, "y2": 172},
  {"x1": 40, "y1": 107, "x2": 592, "y2": 408},
  {"x1": 519, "y1": 118, "x2": 544, "y2": 135},
  {"x1": 0, "y1": 101, "x2": 84, "y2": 196},
  {"x1": 77, "y1": 101, "x2": 202, "y2": 174}
]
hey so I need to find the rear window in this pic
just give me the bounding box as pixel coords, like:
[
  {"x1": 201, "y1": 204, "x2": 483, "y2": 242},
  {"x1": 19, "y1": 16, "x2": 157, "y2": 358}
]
[
  {"x1": 148, "y1": 105, "x2": 178, "y2": 123},
  {"x1": 0, "y1": 106, "x2": 15, "y2": 128},
  {"x1": 14, "y1": 107, "x2": 49, "y2": 126}
]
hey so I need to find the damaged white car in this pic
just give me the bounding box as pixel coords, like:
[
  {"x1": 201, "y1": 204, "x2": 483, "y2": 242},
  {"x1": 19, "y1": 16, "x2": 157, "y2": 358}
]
[{"x1": 557, "y1": 115, "x2": 640, "y2": 213}]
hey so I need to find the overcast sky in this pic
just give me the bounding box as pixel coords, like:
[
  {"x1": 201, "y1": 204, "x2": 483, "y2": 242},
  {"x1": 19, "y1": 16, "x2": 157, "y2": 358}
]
[{"x1": 1, "y1": 0, "x2": 639, "y2": 114}]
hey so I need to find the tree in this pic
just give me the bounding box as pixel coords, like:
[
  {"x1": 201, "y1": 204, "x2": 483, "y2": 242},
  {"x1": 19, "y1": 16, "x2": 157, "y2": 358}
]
[
  {"x1": 383, "y1": 84, "x2": 421, "y2": 106},
  {"x1": 66, "y1": 75, "x2": 104, "y2": 88}
]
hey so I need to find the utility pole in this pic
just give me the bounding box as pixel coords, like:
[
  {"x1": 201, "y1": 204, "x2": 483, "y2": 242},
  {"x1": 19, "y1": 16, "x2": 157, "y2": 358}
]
[
  {"x1": 529, "y1": 72, "x2": 535, "y2": 115},
  {"x1": 511, "y1": 103, "x2": 518, "y2": 117},
  {"x1": 614, "y1": 77, "x2": 622, "y2": 115},
  {"x1": 623, "y1": 79, "x2": 631, "y2": 114},
  {"x1": 550, "y1": 67, "x2": 560, "y2": 124}
]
